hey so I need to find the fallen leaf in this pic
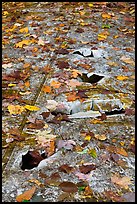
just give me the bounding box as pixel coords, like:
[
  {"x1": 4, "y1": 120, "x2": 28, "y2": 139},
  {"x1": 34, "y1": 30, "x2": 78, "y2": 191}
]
[
  {"x1": 16, "y1": 39, "x2": 33, "y2": 48},
  {"x1": 26, "y1": 119, "x2": 45, "y2": 129},
  {"x1": 54, "y1": 48, "x2": 69, "y2": 54},
  {"x1": 90, "y1": 119, "x2": 103, "y2": 124},
  {"x1": 66, "y1": 91, "x2": 79, "y2": 101},
  {"x1": 28, "y1": 179, "x2": 44, "y2": 187},
  {"x1": 88, "y1": 148, "x2": 97, "y2": 158},
  {"x1": 2, "y1": 63, "x2": 13, "y2": 69},
  {"x1": 38, "y1": 37, "x2": 45, "y2": 45},
  {"x1": 19, "y1": 27, "x2": 29, "y2": 33},
  {"x1": 111, "y1": 174, "x2": 132, "y2": 189},
  {"x1": 94, "y1": 134, "x2": 107, "y2": 141},
  {"x1": 24, "y1": 105, "x2": 40, "y2": 111},
  {"x1": 120, "y1": 56, "x2": 135, "y2": 65},
  {"x1": 50, "y1": 80, "x2": 61, "y2": 88},
  {"x1": 67, "y1": 79, "x2": 82, "y2": 88},
  {"x1": 42, "y1": 85, "x2": 51, "y2": 93},
  {"x1": 16, "y1": 186, "x2": 36, "y2": 202},
  {"x1": 59, "y1": 182, "x2": 78, "y2": 193},
  {"x1": 8, "y1": 104, "x2": 25, "y2": 114},
  {"x1": 49, "y1": 114, "x2": 71, "y2": 124},
  {"x1": 104, "y1": 190, "x2": 125, "y2": 202},
  {"x1": 58, "y1": 164, "x2": 73, "y2": 173},
  {"x1": 25, "y1": 80, "x2": 30, "y2": 88},
  {"x1": 46, "y1": 100, "x2": 58, "y2": 111},
  {"x1": 57, "y1": 61, "x2": 70, "y2": 69},
  {"x1": 75, "y1": 28, "x2": 84, "y2": 33},
  {"x1": 102, "y1": 13, "x2": 111, "y2": 19},
  {"x1": 71, "y1": 69, "x2": 82, "y2": 78},
  {"x1": 79, "y1": 164, "x2": 96, "y2": 174},
  {"x1": 88, "y1": 3, "x2": 93, "y2": 7},
  {"x1": 115, "y1": 147, "x2": 128, "y2": 157},
  {"x1": 57, "y1": 139, "x2": 76, "y2": 150},
  {"x1": 116, "y1": 75, "x2": 128, "y2": 80},
  {"x1": 83, "y1": 185, "x2": 93, "y2": 197}
]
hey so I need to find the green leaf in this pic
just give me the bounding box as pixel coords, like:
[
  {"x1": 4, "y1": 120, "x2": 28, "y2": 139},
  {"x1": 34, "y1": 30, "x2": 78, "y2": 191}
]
[
  {"x1": 102, "y1": 24, "x2": 111, "y2": 29},
  {"x1": 88, "y1": 149, "x2": 97, "y2": 158}
]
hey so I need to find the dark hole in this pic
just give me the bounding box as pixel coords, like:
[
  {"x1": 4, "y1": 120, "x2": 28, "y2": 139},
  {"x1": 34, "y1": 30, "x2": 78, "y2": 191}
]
[
  {"x1": 20, "y1": 150, "x2": 47, "y2": 170},
  {"x1": 78, "y1": 73, "x2": 104, "y2": 84},
  {"x1": 105, "y1": 109, "x2": 125, "y2": 115}
]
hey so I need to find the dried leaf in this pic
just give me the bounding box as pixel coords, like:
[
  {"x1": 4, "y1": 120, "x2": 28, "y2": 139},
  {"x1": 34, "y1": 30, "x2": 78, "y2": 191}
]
[
  {"x1": 104, "y1": 190, "x2": 125, "y2": 202},
  {"x1": 111, "y1": 174, "x2": 132, "y2": 189},
  {"x1": 16, "y1": 39, "x2": 33, "y2": 48},
  {"x1": 67, "y1": 79, "x2": 82, "y2": 88},
  {"x1": 50, "y1": 80, "x2": 61, "y2": 88},
  {"x1": 79, "y1": 164, "x2": 96, "y2": 174},
  {"x1": 19, "y1": 27, "x2": 29, "y2": 33},
  {"x1": 116, "y1": 76, "x2": 128, "y2": 80},
  {"x1": 115, "y1": 147, "x2": 128, "y2": 157},
  {"x1": 94, "y1": 134, "x2": 107, "y2": 141},
  {"x1": 57, "y1": 139, "x2": 76, "y2": 150},
  {"x1": 8, "y1": 104, "x2": 25, "y2": 115},
  {"x1": 2, "y1": 63, "x2": 12, "y2": 69},
  {"x1": 24, "y1": 105, "x2": 40, "y2": 111},
  {"x1": 26, "y1": 119, "x2": 45, "y2": 129},
  {"x1": 59, "y1": 181, "x2": 78, "y2": 193},
  {"x1": 102, "y1": 13, "x2": 111, "y2": 19},
  {"x1": 42, "y1": 85, "x2": 51, "y2": 93},
  {"x1": 66, "y1": 92, "x2": 79, "y2": 102},
  {"x1": 16, "y1": 186, "x2": 36, "y2": 202},
  {"x1": 57, "y1": 61, "x2": 69, "y2": 69},
  {"x1": 120, "y1": 56, "x2": 135, "y2": 65},
  {"x1": 58, "y1": 164, "x2": 73, "y2": 173},
  {"x1": 28, "y1": 179, "x2": 44, "y2": 187},
  {"x1": 71, "y1": 69, "x2": 82, "y2": 78}
]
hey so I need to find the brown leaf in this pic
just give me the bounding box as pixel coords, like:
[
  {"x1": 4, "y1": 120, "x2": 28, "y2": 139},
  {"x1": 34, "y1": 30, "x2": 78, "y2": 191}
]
[
  {"x1": 16, "y1": 186, "x2": 36, "y2": 202},
  {"x1": 125, "y1": 108, "x2": 135, "y2": 116},
  {"x1": 104, "y1": 190, "x2": 125, "y2": 202},
  {"x1": 79, "y1": 164, "x2": 96, "y2": 174},
  {"x1": 110, "y1": 153, "x2": 119, "y2": 162},
  {"x1": 57, "y1": 61, "x2": 70, "y2": 69},
  {"x1": 41, "y1": 112, "x2": 50, "y2": 119},
  {"x1": 59, "y1": 181, "x2": 78, "y2": 193},
  {"x1": 26, "y1": 120, "x2": 45, "y2": 129},
  {"x1": 75, "y1": 28, "x2": 84, "y2": 33},
  {"x1": 111, "y1": 174, "x2": 132, "y2": 189},
  {"x1": 115, "y1": 147, "x2": 128, "y2": 157},
  {"x1": 54, "y1": 48, "x2": 69, "y2": 54},
  {"x1": 58, "y1": 164, "x2": 73, "y2": 173}
]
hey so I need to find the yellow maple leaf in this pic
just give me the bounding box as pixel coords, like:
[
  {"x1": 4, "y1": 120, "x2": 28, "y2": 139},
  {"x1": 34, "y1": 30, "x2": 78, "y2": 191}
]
[
  {"x1": 8, "y1": 105, "x2": 25, "y2": 115},
  {"x1": 3, "y1": 11, "x2": 9, "y2": 16},
  {"x1": 90, "y1": 119, "x2": 103, "y2": 124},
  {"x1": 24, "y1": 105, "x2": 40, "y2": 111},
  {"x1": 102, "y1": 13, "x2": 111, "y2": 19},
  {"x1": 71, "y1": 69, "x2": 82, "y2": 78},
  {"x1": 116, "y1": 76, "x2": 128, "y2": 80},
  {"x1": 84, "y1": 136, "x2": 91, "y2": 141},
  {"x1": 50, "y1": 80, "x2": 61, "y2": 88},
  {"x1": 8, "y1": 83, "x2": 16, "y2": 87},
  {"x1": 88, "y1": 3, "x2": 93, "y2": 7},
  {"x1": 16, "y1": 39, "x2": 32, "y2": 48},
  {"x1": 16, "y1": 186, "x2": 36, "y2": 202},
  {"x1": 19, "y1": 27, "x2": 29, "y2": 33}
]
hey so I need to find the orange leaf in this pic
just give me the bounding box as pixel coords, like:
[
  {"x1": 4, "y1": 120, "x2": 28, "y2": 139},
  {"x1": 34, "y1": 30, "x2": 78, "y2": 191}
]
[
  {"x1": 25, "y1": 80, "x2": 30, "y2": 88},
  {"x1": 42, "y1": 85, "x2": 51, "y2": 93},
  {"x1": 16, "y1": 186, "x2": 36, "y2": 202},
  {"x1": 102, "y1": 13, "x2": 111, "y2": 19},
  {"x1": 116, "y1": 76, "x2": 128, "y2": 80},
  {"x1": 66, "y1": 92, "x2": 79, "y2": 101},
  {"x1": 23, "y1": 63, "x2": 31, "y2": 69},
  {"x1": 50, "y1": 80, "x2": 61, "y2": 88},
  {"x1": 115, "y1": 147, "x2": 128, "y2": 157},
  {"x1": 71, "y1": 69, "x2": 82, "y2": 78}
]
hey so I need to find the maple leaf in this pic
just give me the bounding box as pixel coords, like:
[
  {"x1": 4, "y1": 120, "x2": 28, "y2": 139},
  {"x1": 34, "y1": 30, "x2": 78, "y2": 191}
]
[
  {"x1": 8, "y1": 104, "x2": 25, "y2": 115},
  {"x1": 16, "y1": 186, "x2": 36, "y2": 202},
  {"x1": 94, "y1": 134, "x2": 107, "y2": 141},
  {"x1": 111, "y1": 174, "x2": 132, "y2": 189},
  {"x1": 66, "y1": 91, "x2": 79, "y2": 101},
  {"x1": 67, "y1": 79, "x2": 82, "y2": 88},
  {"x1": 116, "y1": 75, "x2": 128, "y2": 80},
  {"x1": 16, "y1": 39, "x2": 33, "y2": 48},
  {"x1": 19, "y1": 27, "x2": 29, "y2": 33},
  {"x1": 42, "y1": 85, "x2": 51, "y2": 93},
  {"x1": 50, "y1": 80, "x2": 61, "y2": 88},
  {"x1": 102, "y1": 13, "x2": 111, "y2": 19}
]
